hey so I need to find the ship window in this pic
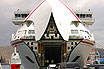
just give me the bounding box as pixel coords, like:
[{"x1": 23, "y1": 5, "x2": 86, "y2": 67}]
[
  {"x1": 80, "y1": 14, "x2": 83, "y2": 18},
  {"x1": 71, "y1": 46, "x2": 74, "y2": 50},
  {"x1": 18, "y1": 36, "x2": 19, "y2": 38},
  {"x1": 86, "y1": 14, "x2": 92, "y2": 18},
  {"x1": 35, "y1": 47, "x2": 37, "y2": 50},
  {"x1": 80, "y1": 14, "x2": 85, "y2": 18},
  {"x1": 83, "y1": 24, "x2": 86, "y2": 26},
  {"x1": 71, "y1": 30, "x2": 78, "y2": 34},
  {"x1": 28, "y1": 30, "x2": 35, "y2": 34},
  {"x1": 85, "y1": 31, "x2": 90, "y2": 35},
  {"x1": 27, "y1": 42, "x2": 29, "y2": 45},
  {"x1": 21, "y1": 14, "x2": 28, "y2": 18},
  {"x1": 75, "y1": 42, "x2": 77, "y2": 46},
  {"x1": 68, "y1": 47, "x2": 70, "y2": 50},
  {"x1": 71, "y1": 42, "x2": 73, "y2": 45},
  {"x1": 24, "y1": 30, "x2": 27, "y2": 34},
  {"x1": 15, "y1": 14, "x2": 20, "y2": 18},
  {"x1": 22, "y1": 24, "x2": 24, "y2": 26},
  {"x1": 50, "y1": 25, "x2": 53, "y2": 29},
  {"x1": 80, "y1": 30, "x2": 84, "y2": 32},
  {"x1": 31, "y1": 47, "x2": 33, "y2": 50},
  {"x1": 76, "y1": 14, "x2": 79, "y2": 17},
  {"x1": 18, "y1": 31, "x2": 21, "y2": 33},
  {"x1": 14, "y1": 53, "x2": 16, "y2": 56},
  {"x1": 31, "y1": 42, "x2": 34, "y2": 45}
]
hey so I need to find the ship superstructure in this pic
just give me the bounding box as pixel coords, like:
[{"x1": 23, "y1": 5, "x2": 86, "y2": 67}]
[{"x1": 11, "y1": 0, "x2": 95, "y2": 69}]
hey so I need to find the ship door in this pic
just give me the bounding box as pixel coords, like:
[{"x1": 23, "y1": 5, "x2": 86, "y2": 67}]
[{"x1": 44, "y1": 46, "x2": 61, "y2": 67}]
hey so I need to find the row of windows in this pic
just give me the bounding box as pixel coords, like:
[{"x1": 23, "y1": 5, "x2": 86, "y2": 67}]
[
  {"x1": 27, "y1": 42, "x2": 34, "y2": 45},
  {"x1": 76, "y1": 14, "x2": 92, "y2": 18},
  {"x1": 18, "y1": 30, "x2": 35, "y2": 34},
  {"x1": 15, "y1": 14, "x2": 29, "y2": 18},
  {"x1": 28, "y1": 30, "x2": 35, "y2": 34},
  {"x1": 26, "y1": 42, "x2": 38, "y2": 50},
  {"x1": 71, "y1": 30, "x2": 90, "y2": 36},
  {"x1": 71, "y1": 30, "x2": 78, "y2": 34},
  {"x1": 67, "y1": 42, "x2": 79, "y2": 51}
]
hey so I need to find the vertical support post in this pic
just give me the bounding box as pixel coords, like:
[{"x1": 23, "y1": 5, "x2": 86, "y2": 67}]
[
  {"x1": 64, "y1": 42, "x2": 66, "y2": 53},
  {"x1": 40, "y1": 43, "x2": 42, "y2": 53}
]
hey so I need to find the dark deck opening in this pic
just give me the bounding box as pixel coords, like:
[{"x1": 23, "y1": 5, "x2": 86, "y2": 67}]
[{"x1": 44, "y1": 46, "x2": 61, "y2": 67}]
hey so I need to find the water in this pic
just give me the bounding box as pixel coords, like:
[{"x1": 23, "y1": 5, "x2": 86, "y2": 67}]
[
  {"x1": 2, "y1": 65, "x2": 24, "y2": 69},
  {"x1": 2, "y1": 65, "x2": 9, "y2": 69},
  {"x1": 2, "y1": 65, "x2": 104, "y2": 69}
]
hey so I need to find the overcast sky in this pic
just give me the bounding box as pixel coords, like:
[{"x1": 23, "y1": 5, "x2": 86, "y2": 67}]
[{"x1": 0, "y1": 0, "x2": 104, "y2": 47}]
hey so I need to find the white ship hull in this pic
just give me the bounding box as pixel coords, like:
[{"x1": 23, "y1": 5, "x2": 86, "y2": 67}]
[
  {"x1": 11, "y1": 39, "x2": 95, "y2": 68},
  {"x1": 68, "y1": 39, "x2": 95, "y2": 67},
  {"x1": 11, "y1": 40, "x2": 40, "y2": 69},
  {"x1": 11, "y1": 0, "x2": 95, "y2": 68}
]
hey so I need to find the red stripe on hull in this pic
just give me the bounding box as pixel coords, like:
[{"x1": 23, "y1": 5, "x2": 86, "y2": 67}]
[
  {"x1": 58, "y1": 0, "x2": 80, "y2": 22},
  {"x1": 25, "y1": 0, "x2": 46, "y2": 21},
  {"x1": 81, "y1": 41, "x2": 94, "y2": 46},
  {"x1": 12, "y1": 41, "x2": 23, "y2": 46}
]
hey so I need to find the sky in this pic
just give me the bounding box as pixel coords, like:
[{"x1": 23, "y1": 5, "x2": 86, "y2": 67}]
[{"x1": 0, "y1": 0, "x2": 104, "y2": 47}]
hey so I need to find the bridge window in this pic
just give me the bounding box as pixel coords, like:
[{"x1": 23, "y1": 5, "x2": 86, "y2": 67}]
[
  {"x1": 80, "y1": 14, "x2": 85, "y2": 18},
  {"x1": 76, "y1": 14, "x2": 79, "y2": 17},
  {"x1": 15, "y1": 14, "x2": 20, "y2": 18},
  {"x1": 21, "y1": 14, "x2": 28, "y2": 18},
  {"x1": 86, "y1": 14, "x2": 92, "y2": 18}
]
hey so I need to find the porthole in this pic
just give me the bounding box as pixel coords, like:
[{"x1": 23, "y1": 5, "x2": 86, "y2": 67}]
[
  {"x1": 14, "y1": 53, "x2": 16, "y2": 56},
  {"x1": 75, "y1": 42, "x2": 77, "y2": 46},
  {"x1": 31, "y1": 47, "x2": 33, "y2": 50},
  {"x1": 35, "y1": 47, "x2": 37, "y2": 50},
  {"x1": 71, "y1": 42, "x2": 73, "y2": 45},
  {"x1": 68, "y1": 47, "x2": 70, "y2": 50},
  {"x1": 71, "y1": 46, "x2": 74, "y2": 50}
]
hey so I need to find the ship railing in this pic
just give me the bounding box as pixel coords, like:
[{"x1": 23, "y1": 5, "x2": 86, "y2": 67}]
[
  {"x1": 12, "y1": 17, "x2": 25, "y2": 20},
  {"x1": 10, "y1": 59, "x2": 21, "y2": 64},
  {"x1": 21, "y1": 35, "x2": 35, "y2": 39},
  {"x1": 69, "y1": 35, "x2": 83, "y2": 39},
  {"x1": 80, "y1": 18, "x2": 95, "y2": 22}
]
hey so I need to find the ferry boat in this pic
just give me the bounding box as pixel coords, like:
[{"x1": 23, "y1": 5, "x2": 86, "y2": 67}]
[
  {"x1": 9, "y1": 45, "x2": 21, "y2": 69},
  {"x1": 11, "y1": 0, "x2": 95, "y2": 69}
]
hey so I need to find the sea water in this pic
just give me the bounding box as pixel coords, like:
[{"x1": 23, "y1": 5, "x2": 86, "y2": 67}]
[
  {"x1": 2, "y1": 65, "x2": 104, "y2": 69},
  {"x1": 2, "y1": 65, "x2": 24, "y2": 69}
]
